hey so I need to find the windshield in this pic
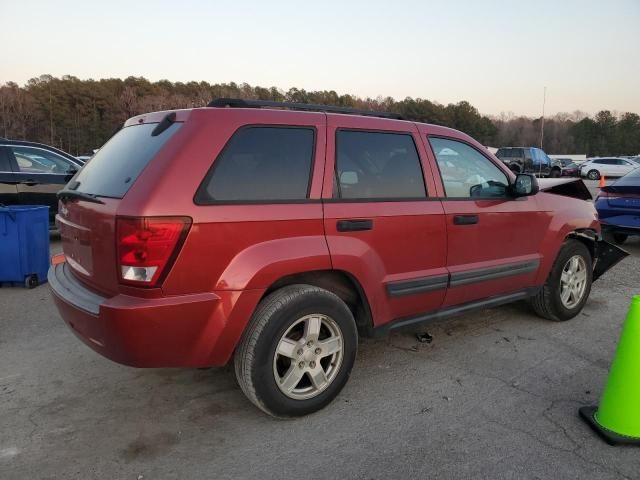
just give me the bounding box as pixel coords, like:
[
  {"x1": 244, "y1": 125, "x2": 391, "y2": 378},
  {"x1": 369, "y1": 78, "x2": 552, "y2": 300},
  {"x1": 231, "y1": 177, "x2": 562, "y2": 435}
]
[{"x1": 71, "y1": 122, "x2": 181, "y2": 198}]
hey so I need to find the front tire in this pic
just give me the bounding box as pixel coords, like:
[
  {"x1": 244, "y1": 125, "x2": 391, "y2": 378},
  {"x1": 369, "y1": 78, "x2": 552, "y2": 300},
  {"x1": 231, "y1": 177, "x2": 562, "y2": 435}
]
[
  {"x1": 234, "y1": 284, "x2": 358, "y2": 417},
  {"x1": 587, "y1": 169, "x2": 600, "y2": 180},
  {"x1": 550, "y1": 167, "x2": 561, "y2": 178},
  {"x1": 530, "y1": 240, "x2": 592, "y2": 321}
]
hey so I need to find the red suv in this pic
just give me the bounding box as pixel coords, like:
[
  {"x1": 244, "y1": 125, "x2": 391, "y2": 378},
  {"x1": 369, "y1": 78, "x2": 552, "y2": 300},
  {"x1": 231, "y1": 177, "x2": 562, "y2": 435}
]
[{"x1": 49, "y1": 99, "x2": 625, "y2": 417}]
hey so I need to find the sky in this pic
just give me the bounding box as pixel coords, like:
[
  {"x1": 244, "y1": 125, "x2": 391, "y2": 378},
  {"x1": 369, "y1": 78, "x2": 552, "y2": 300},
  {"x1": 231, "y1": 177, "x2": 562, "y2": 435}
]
[{"x1": 1, "y1": 0, "x2": 639, "y2": 117}]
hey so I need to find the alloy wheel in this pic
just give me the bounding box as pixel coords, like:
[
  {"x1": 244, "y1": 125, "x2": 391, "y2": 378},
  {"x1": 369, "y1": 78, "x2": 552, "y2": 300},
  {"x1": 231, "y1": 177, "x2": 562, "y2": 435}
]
[
  {"x1": 560, "y1": 255, "x2": 588, "y2": 309},
  {"x1": 272, "y1": 314, "x2": 344, "y2": 400}
]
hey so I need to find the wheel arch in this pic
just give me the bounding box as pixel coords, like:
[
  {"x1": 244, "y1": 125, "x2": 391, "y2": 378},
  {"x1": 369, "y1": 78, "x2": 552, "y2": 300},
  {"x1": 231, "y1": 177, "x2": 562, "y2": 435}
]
[
  {"x1": 262, "y1": 269, "x2": 374, "y2": 337},
  {"x1": 567, "y1": 228, "x2": 598, "y2": 261}
]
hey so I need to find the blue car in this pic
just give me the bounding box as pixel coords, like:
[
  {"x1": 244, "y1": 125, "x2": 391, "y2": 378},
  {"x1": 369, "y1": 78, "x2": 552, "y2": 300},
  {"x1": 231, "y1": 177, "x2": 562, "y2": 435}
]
[{"x1": 595, "y1": 167, "x2": 640, "y2": 244}]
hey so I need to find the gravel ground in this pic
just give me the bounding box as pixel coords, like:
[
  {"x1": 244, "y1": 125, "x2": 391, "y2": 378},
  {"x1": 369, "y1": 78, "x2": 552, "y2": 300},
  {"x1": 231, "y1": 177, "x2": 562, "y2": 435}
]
[{"x1": 1, "y1": 183, "x2": 639, "y2": 479}]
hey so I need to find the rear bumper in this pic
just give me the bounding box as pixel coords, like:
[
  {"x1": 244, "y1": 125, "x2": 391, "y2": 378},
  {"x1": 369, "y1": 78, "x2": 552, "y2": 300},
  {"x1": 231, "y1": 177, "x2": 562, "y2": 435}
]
[{"x1": 48, "y1": 261, "x2": 263, "y2": 368}]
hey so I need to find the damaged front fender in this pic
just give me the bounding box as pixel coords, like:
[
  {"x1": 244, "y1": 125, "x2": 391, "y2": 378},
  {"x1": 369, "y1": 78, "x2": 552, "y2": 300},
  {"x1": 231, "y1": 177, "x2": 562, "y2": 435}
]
[{"x1": 569, "y1": 230, "x2": 628, "y2": 281}]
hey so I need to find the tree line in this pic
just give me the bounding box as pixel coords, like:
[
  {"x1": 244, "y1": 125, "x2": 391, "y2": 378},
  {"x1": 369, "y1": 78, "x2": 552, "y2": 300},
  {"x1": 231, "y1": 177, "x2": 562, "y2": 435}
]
[{"x1": 0, "y1": 75, "x2": 638, "y2": 157}]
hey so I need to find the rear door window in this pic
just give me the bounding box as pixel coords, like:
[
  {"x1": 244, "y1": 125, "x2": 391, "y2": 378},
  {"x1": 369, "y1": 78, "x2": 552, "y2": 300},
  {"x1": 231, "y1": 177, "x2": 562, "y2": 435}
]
[
  {"x1": 196, "y1": 126, "x2": 315, "y2": 203},
  {"x1": 72, "y1": 122, "x2": 181, "y2": 198},
  {"x1": 334, "y1": 130, "x2": 426, "y2": 199}
]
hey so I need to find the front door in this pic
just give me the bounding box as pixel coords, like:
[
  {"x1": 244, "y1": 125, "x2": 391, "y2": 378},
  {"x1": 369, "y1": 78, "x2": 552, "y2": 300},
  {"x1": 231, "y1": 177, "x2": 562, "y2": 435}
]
[
  {"x1": 322, "y1": 115, "x2": 447, "y2": 327},
  {"x1": 426, "y1": 136, "x2": 549, "y2": 307},
  {"x1": 6, "y1": 145, "x2": 77, "y2": 224}
]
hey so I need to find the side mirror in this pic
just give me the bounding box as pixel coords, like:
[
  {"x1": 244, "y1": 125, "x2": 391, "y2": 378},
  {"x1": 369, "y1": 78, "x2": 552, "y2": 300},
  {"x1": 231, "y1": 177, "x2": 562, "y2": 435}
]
[{"x1": 511, "y1": 173, "x2": 539, "y2": 197}]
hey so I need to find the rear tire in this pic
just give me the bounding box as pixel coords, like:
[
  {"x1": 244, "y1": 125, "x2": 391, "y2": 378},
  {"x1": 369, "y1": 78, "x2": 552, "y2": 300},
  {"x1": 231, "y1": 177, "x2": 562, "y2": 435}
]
[
  {"x1": 587, "y1": 169, "x2": 600, "y2": 180},
  {"x1": 530, "y1": 240, "x2": 592, "y2": 322},
  {"x1": 234, "y1": 284, "x2": 358, "y2": 417}
]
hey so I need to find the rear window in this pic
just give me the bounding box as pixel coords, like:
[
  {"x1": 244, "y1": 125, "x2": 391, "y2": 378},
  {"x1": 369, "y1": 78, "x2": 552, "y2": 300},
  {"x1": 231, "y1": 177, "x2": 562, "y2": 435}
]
[
  {"x1": 195, "y1": 126, "x2": 315, "y2": 203},
  {"x1": 72, "y1": 122, "x2": 181, "y2": 198}
]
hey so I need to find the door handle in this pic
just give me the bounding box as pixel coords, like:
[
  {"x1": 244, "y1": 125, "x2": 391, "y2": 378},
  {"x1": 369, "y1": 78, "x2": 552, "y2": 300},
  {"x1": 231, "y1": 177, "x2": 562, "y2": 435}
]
[
  {"x1": 21, "y1": 180, "x2": 38, "y2": 186},
  {"x1": 337, "y1": 219, "x2": 373, "y2": 232},
  {"x1": 453, "y1": 215, "x2": 479, "y2": 225}
]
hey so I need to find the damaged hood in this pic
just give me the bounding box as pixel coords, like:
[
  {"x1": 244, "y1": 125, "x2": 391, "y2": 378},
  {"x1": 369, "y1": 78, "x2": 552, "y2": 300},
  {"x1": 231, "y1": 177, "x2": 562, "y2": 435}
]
[{"x1": 537, "y1": 177, "x2": 592, "y2": 200}]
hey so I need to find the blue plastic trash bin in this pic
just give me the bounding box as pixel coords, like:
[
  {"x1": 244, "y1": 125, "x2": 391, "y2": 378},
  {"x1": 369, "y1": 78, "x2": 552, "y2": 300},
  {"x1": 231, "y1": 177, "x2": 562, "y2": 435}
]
[{"x1": 0, "y1": 205, "x2": 50, "y2": 288}]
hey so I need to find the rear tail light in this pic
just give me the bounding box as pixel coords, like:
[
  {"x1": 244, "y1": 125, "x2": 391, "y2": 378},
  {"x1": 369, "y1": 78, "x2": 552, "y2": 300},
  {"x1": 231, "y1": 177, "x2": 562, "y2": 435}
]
[{"x1": 116, "y1": 216, "x2": 192, "y2": 287}]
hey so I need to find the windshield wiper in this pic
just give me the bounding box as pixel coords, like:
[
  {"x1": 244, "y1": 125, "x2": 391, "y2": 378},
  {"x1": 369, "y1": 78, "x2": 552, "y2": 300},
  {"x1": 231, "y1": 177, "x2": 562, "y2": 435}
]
[{"x1": 57, "y1": 189, "x2": 105, "y2": 204}]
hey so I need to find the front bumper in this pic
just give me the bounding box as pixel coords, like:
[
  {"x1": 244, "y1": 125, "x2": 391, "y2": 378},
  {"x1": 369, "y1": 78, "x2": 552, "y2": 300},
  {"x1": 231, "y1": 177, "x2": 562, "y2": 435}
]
[{"x1": 48, "y1": 261, "x2": 263, "y2": 367}]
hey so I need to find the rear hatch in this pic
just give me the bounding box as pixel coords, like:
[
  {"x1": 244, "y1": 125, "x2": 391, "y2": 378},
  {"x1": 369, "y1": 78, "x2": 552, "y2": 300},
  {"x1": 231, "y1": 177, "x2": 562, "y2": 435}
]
[{"x1": 57, "y1": 118, "x2": 182, "y2": 295}]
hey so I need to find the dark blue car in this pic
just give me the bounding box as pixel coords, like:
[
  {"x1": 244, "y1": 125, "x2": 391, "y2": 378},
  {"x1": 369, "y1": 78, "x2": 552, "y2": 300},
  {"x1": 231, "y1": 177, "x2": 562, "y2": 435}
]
[{"x1": 595, "y1": 167, "x2": 640, "y2": 244}]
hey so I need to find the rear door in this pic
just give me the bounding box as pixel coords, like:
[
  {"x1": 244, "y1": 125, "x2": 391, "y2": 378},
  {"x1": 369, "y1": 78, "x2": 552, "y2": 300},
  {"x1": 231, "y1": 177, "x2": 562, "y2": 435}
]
[
  {"x1": 425, "y1": 134, "x2": 548, "y2": 307},
  {"x1": 0, "y1": 147, "x2": 18, "y2": 206},
  {"x1": 323, "y1": 115, "x2": 447, "y2": 326},
  {"x1": 616, "y1": 159, "x2": 637, "y2": 177}
]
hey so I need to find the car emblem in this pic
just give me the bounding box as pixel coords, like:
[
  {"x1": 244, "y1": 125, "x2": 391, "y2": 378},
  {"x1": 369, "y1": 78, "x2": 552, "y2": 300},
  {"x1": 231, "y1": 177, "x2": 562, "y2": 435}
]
[{"x1": 60, "y1": 205, "x2": 69, "y2": 217}]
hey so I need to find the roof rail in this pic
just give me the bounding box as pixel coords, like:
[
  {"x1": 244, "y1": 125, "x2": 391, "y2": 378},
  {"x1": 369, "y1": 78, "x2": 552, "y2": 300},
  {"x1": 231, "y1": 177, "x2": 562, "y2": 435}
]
[{"x1": 207, "y1": 98, "x2": 403, "y2": 120}]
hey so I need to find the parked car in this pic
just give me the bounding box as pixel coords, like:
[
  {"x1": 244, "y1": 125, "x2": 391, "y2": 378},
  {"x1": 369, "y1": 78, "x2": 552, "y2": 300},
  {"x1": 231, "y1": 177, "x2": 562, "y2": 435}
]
[
  {"x1": 579, "y1": 157, "x2": 638, "y2": 180},
  {"x1": 495, "y1": 147, "x2": 562, "y2": 177},
  {"x1": 557, "y1": 158, "x2": 579, "y2": 177},
  {"x1": 0, "y1": 139, "x2": 83, "y2": 225},
  {"x1": 48, "y1": 99, "x2": 626, "y2": 417},
  {"x1": 595, "y1": 167, "x2": 640, "y2": 244}
]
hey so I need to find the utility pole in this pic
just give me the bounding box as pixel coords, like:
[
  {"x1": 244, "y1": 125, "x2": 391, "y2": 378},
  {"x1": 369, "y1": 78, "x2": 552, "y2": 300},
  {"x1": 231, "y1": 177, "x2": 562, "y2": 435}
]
[
  {"x1": 540, "y1": 86, "x2": 546, "y2": 149},
  {"x1": 49, "y1": 83, "x2": 53, "y2": 146}
]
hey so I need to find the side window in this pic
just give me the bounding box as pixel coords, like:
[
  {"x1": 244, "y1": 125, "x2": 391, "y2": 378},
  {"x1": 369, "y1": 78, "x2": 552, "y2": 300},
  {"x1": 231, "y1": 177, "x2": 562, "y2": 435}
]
[
  {"x1": 10, "y1": 147, "x2": 75, "y2": 174},
  {"x1": 196, "y1": 127, "x2": 315, "y2": 202},
  {"x1": 429, "y1": 137, "x2": 509, "y2": 198},
  {"x1": 334, "y1": 130, "x2": 426, "y2": 199},
  {"x1": 531, "y1": 149, "x2": 549, "y2": 167},
  {"x1": 0, "y1": 148, "x2": 12, "y2": 171},
  {"x1": 10, "y1": 146, "x2": 77, "y2": 174},
  {"x1": 540, "y1": 150, "x2": 551, "y2": 166}
]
